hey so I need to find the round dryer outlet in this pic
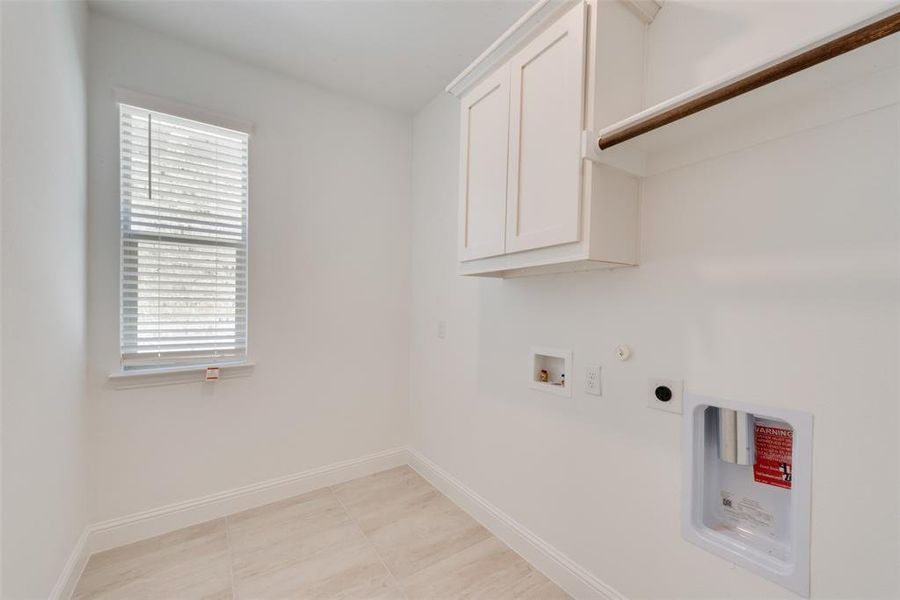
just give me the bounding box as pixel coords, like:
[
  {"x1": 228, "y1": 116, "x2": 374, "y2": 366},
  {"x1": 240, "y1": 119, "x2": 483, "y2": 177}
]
[{"x1": 648, "y1": 378, "x2": 683, "y2": 414}]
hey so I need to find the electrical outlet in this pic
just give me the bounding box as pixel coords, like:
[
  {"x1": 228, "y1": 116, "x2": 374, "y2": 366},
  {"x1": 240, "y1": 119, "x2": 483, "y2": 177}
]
[
  {"x1": 585, "y1": 365, "x2": 601, "y2": 396},
  {"x1": 648, "y1": 378, "x2": 683, "y2": 414},
  {"x1": 437, "y1": 320, "x2": 446, "y2": 339}
]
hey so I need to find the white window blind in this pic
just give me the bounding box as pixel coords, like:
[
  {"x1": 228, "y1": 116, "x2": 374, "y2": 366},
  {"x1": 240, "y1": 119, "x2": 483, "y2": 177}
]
[{"x1": 119, "y1": 104, "x2": 249, "y2": 370}]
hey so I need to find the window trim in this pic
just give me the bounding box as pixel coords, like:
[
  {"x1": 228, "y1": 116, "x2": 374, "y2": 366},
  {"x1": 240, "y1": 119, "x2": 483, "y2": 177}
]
[
  {"x1": 114, "y1": 90, "x2": 253, "y2": 380},
  {"x1": 114, "y1": 88, "x2": 254, "y2": 135},
  {"x1": 108, "y1": 360, "x2": 256, "y2": 387}
]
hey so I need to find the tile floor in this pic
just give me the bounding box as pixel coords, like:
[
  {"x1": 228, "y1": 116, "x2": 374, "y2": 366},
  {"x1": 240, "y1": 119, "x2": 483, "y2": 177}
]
[{"x1": 74, "y1": 466, "x2": 569, "y2": 599}]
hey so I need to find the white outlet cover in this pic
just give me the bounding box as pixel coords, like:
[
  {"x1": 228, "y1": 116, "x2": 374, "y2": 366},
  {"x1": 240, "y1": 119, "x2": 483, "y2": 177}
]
[
  {"x1": 585, "y1": 365, "x2": 601, "y2": 396},
  {"x1": 648, "y1": 378, "x2": 683, "y2": 414}
]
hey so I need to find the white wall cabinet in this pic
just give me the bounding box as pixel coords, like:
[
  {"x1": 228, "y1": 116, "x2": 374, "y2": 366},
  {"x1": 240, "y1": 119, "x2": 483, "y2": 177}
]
[
  {"x1": 505, "y1": 5, "x2": 585, "y2": 254},
  {"x1": 448, "y1": 0, "x2": 647, "y2": 277},
  {"x1": 458, "y1": 68, "x2": 510, "y2": 261}
]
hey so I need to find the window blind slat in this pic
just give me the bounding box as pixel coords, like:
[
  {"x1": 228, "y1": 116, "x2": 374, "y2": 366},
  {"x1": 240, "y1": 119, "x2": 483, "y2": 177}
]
[
  {"x1": 121, "y1": 174, "x2": 247, "y2": 202},
  {"x1": 119, "y1": 168, "x2": 246, "y2": 190},
  {"x1": 120, "y1": 113, "x2": 248, "y2": 147},
  {"x1": 123, "y1": 232, "x2": 247, "y2": 250},
  {"x1": 120, "y1": 104, "x2": 249, "y2": 370},
  {"x1": 122, "y1": 193, "x2": 247, "y2": 217},
  {"x1": 123, "y1": 168, "x2": 248, "y2": 196},
  {"x1": 121, "y1": 140, "x2": 248, "y2": 169},
  {"x1": 124, "y1": 157, "x2": 247, "y2": 186},
  {"x1": 121, "y1": 121, "x2": 248, "y2": 154}
]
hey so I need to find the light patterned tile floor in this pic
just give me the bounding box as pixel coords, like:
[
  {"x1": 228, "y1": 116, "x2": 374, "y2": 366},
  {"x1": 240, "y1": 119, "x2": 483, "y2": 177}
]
[{"x1": 74, "y1": 466, "x2": 570, "y2": 599}]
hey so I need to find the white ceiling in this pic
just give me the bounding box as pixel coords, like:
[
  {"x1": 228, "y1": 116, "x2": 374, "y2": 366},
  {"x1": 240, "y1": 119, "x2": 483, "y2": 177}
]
[{"x1": 88, "y1": 0, "x2": 533, "y2": 113}]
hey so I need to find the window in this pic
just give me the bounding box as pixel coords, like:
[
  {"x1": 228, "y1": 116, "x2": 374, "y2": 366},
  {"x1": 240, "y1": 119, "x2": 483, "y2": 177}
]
[{"x1": 119, "y1": 103, "x2": 249, "y2": 370}]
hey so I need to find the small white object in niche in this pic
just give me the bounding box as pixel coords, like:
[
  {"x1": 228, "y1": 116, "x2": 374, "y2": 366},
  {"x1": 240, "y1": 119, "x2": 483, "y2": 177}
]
[{"x1": 529, "y1": 347, "x2": 572, "y2": 398}]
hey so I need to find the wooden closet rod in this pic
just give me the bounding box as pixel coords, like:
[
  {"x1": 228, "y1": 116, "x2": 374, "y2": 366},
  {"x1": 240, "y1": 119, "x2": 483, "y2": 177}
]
[{"x1": 598, "y1": 10, "x2": 900, "y2": 150}]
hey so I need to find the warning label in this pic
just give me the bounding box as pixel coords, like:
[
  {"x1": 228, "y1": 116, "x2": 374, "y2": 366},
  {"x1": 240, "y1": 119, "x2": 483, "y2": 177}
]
[{"x1": 753, "y1": 421, "x2": 793, "y2": 489}]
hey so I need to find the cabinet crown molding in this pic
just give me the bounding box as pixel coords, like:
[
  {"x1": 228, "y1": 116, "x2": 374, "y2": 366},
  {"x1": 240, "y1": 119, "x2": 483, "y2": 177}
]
[
  {"x1": 446, "y1": 0, "x2": 660, "y2": 98},
  {"x1": 446, "y1": 0, "x2": 577, "y2": 98},
  {"x1": 621, "y1": 0, "x2": 663, "y2": 24}
]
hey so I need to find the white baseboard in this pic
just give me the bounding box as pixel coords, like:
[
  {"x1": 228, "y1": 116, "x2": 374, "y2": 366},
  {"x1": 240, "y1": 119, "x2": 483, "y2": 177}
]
[
  {"x1": 407, "y1": 448, "x2": 626, "y2": 600},
  {"x1": 53, "y1": 446, "x2": 622, "y2": 600},
  {"x1": 49, "y1": 528, "x2": 91, "y2": 600},
  {"x1": 52, "y1": 447, "x2": 408, "y2": 598},
  {"x1": 89, "y1": 447, "x2": 408, "y2": 553}
]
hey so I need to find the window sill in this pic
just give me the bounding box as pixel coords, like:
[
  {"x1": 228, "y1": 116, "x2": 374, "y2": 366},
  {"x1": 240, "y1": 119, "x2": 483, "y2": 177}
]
[{"x1": 107, "y1": 361, "x2": 255, "y2": 389}]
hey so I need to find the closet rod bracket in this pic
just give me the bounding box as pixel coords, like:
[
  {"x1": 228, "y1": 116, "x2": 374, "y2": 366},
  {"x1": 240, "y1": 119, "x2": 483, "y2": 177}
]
[
  {"x1": 580, "y1": 129, "x2": 604, "y2": 163},
  {"x1": 580, "y1": 129, "x2": 646, "y2": 178}
]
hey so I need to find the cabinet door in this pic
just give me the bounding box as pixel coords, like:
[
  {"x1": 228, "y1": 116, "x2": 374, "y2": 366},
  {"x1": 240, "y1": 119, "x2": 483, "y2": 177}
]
[
  {"x1": 505, "y1": 3, "x2": 586, "y2": 253},
  {"x1": 458, "y1": 67, "x2": 510, "y2": 261}
]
